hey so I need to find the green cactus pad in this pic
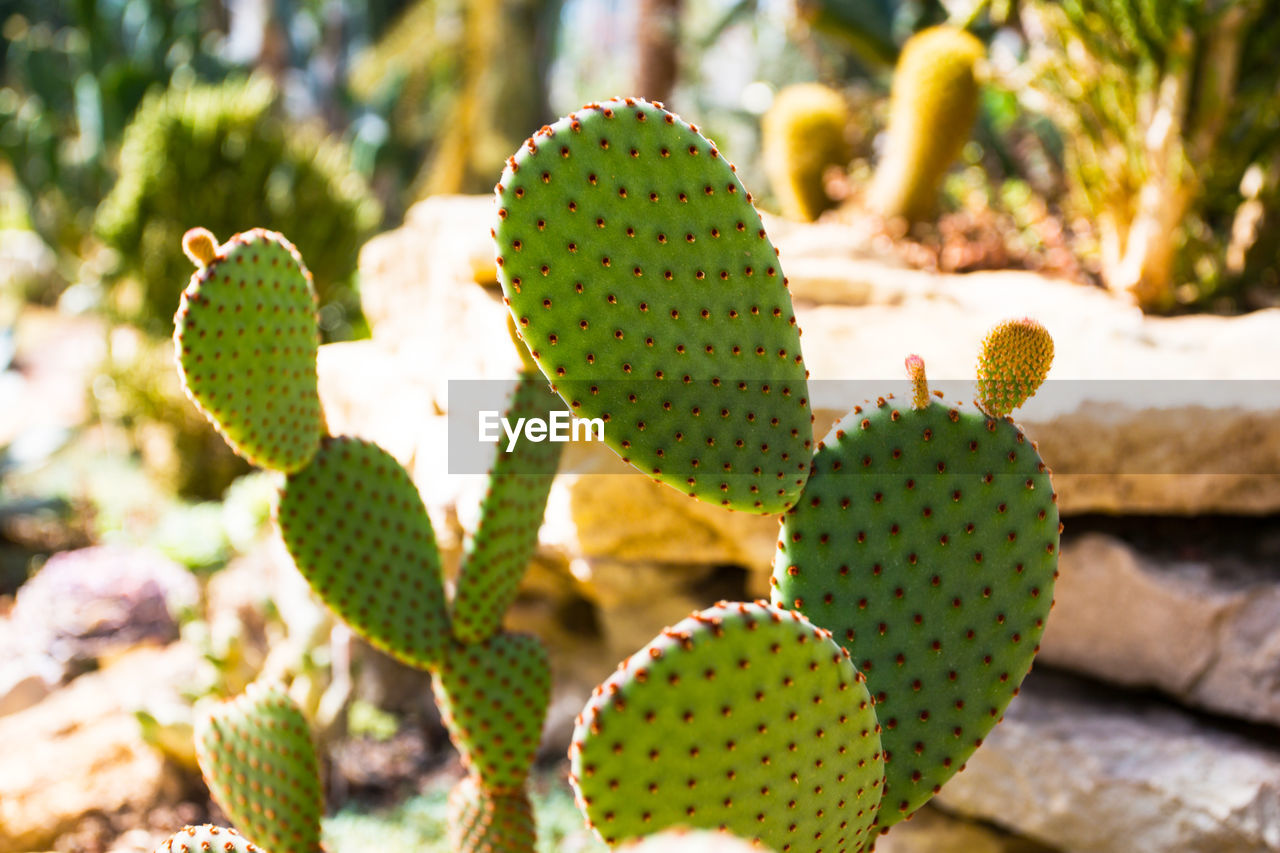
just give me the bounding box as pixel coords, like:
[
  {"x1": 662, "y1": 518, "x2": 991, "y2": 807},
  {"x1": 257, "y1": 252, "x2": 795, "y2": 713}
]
[
  {"x1": 433, "y1": 632, "x2": 551, "y2": 792},
  {"x1": 155, "y1": 825, "x2": 267, "y2": 853},
  {"x1": 976, "y1": 318, "x2": 1054, "y2": 417},
  {"x1": 570, "y1": 601, "x2": 884, "y2": 852},
  {"x1": 174, "y1": 228, "x2": 324, "y2": 473},
  {"x1": 772, "y1": 398, "x2": 1059, "y2": 828},
  {"x1": 494, "y1": 97, "x2": 813, "y2": 514},
  {"x1": 447, "y1": 775, "x2": 538, "y2": 853},
  {"x1": 194, "y1": 683, "x2": 323, "y2": 853},
  {"x1": 174, "y1": 225, "x2": 325, "y2": 471},
  {"x1": 277, "y1": 436, "x2": 450, "y2": 670},
  {"x1": 451, "y1": 371, "x2": 565, "y2": 645}
]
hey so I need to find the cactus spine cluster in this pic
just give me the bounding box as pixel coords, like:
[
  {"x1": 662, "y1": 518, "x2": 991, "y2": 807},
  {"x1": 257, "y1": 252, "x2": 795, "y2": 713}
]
[
  {"x1": 762, "y1": 83, "x2": 853, "y2": 222},
  {"x1": 869, "y1": 26, "x2": 986, "y2": 225},
  {"x1": 169, "y1": 227, "x2": 564, "y2": 852},
  {"x1": 496, "y1": 97, "x2": 1059, "y2": 850}
]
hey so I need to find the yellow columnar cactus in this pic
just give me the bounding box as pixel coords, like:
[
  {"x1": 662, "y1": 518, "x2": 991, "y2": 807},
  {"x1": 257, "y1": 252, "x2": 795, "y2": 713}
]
[
  {"x1": 762, "y1": 83, "x2": 852, "y2": 222},
  {"x1": 869, "y1": 26, "x2": 985, "y2": 225}
]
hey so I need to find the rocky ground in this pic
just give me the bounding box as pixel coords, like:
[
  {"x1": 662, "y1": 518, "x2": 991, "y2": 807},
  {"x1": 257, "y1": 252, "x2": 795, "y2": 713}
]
[{"x1": 2, "y1": 193, "x2": 1278, "y2": 851}]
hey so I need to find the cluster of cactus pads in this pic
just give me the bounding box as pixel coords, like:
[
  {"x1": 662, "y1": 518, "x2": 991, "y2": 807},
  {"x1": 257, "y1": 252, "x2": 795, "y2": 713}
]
[
  {"x1": 160, "y1": 226, "x2": 564, "y2": 852},
  {"x1": 157, "y1": 96, "x2": 1059, "y2": 853},
  {"x1": 494, "y1": 98, "x2": 1059, "y2": 850}
]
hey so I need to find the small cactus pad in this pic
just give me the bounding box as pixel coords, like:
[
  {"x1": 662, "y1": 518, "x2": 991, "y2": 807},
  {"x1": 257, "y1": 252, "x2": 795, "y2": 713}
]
[
  {"x1": 447, "y1": 775, "x2": 538, "y2": 853},
  {"x1": 451, "y1": 372, "x2": 565, "y2": 644},
  {"x1": 433, "y1": 632, "x2": 552, "y2": 792},
  {"x1": 570, "y1": 601, "x2": 884, "y2": 852},
  {"x1": 174, "y1": 228, "x2": 323, "y2": 472},
  {"x1": 194, "y1": 683, "x2": 323, "y2": 853},
  {"x1": 772, "y1": 398, "x2": 1059, "y2": 827},
  {"x1": 975, "y1": 318, "x2": 1053, "y2": 417},
  {"x1": 155, "y1": 825, "x2": 266, "y2": 853},
  {"x1": 494, "y1": 98, "x2": 813, "y2": 514},
  {"x1": 277, "y1": 436, "x2": 449, "y2": 670}
]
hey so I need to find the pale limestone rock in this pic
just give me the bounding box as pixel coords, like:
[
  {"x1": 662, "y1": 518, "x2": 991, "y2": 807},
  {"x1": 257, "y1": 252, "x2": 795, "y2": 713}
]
[
  {"x1": 0, "y1": 646, "x2": 193, "y2": 852},
  {"x1": 1041, "y1": 532, "x2": 1280, "y2": 726},
  {"x1": 878, "y1": 805, "x2": 1058, "y2": 853},
  {"x1": 934, "y1": 671, "x2": 1280, "y2": 853}
]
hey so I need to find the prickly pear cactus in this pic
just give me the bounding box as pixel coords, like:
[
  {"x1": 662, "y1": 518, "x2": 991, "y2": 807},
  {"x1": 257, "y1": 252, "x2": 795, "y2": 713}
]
[
  {"x1": 869, "y1": 26, "x2": 985, "y2": 224},
  {"x1": 772, "y1": 359, "x2": 1058, "y2": 827},
  {"x1": 762, "y1": 83, "x2": 851, "y2": 222},
  {"x1": 494, "y1": 97, "x2": 814, "y2": 514},
  {"x1": 447, "y1": 775, "x2": 538, "y2": 853},
  {"x1": 155, "y1": 825, "x2": 267, "y2": 853},
  {"x1": 451, "y1": 371, "x2": 566, "y2": 644},
  {"x1": 570, "y1": 601, "x2": 884, "y2": 852},
  {"x1": 433, "y1": 632, "x2": 551, "y2": 792},
  {"x1": 277, "y1": 436, "x2": 450, "y2": 670},
  {"x1": 194, "y1": 683, "x2": 323, "y2": 853},
  {"x1": 976, "y1": 318, "x2": 1054, "y2": 417},
  {"x1": 174, "y1": 227, "x2": 324, "y2": 473}
]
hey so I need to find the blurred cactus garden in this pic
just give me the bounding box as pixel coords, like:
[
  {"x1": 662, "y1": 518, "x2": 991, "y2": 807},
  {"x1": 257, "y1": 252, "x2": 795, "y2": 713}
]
[{"x1": 3, "y1": 1, "x2": 1280, "y2": 852}]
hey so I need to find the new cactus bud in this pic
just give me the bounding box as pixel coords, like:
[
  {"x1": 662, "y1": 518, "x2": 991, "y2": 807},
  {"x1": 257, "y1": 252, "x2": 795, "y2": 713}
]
[
  {"x1": 762, "y1": 83, "x2": 852, "y2": 222},
  {"x1": 494, "y1": 97, "x2": 814, "y2": 514},
  {"x1": 433, "y1": 632, "x2": 551, "y2": 792},
  {"x1": 447, "y1": 775, "x2": 537, "y2": 853},
  {"x1": 277, "y1": 436, "x2": 450, "y2": 670},
  {"x1": 174, "y1": 228, "x2": 324, "y2": 472},
  {"x1": 182, "y1": 227, "x2": 218, "y2": 268},
  {"x1": 155, "y1": 825, "x2": 266, "y2": 853},
  {"x1": 194, "y1": 683, "x2": 323, "y2": 853},
  {"x1": 905, "y1": 354, "x2": 929, "y2": 410},
  {"x1": 869, "y1": 26, "x2": 985, "y2": 225},
  {"x1": 571, "y1": 600, "x2": 884, "y2": 852},
  {"x1": 773, "y1": 393, "x2": 1059, "y2": 828},
  {"x1": 976, "y1": 318, "x2": 1053, "y2": 417}
]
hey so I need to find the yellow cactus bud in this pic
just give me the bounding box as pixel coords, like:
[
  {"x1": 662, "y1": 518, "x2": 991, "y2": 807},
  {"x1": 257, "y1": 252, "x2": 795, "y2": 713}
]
[
  {"x1": 182, "y1": 227, "x2": 219, "y2": 268},
  {"x1": 905, "y1": 354, "x2": 930, "y2": 409},
  {"x1": 976, "y1": 317, "x2": 1054, "y2": 417}
]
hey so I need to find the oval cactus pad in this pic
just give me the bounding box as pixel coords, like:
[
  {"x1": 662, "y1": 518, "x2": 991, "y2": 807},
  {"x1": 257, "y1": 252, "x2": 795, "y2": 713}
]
[
  {"x1": 571, "y1": 601, "x2": 884, "y2": 852},
  {"x1": 494, "y1": 98, "x2": 813, "y2": 514},
  {"x1": 277, "y1": 436, "x2": 449, "y2": 670},
  {"x1": 155, "y1": 825, "x2": 267, "y2": 853},
  {"x1": 773, "y1": 398, "x2": 1059, "y2": 827},
  {"x1": 447, "y1": 775, "x2": 537, "y2": 853},
  {"x1": 174, "y1": 228, "x2": 323, "y2": 472},
  {"x1": 433, "y1": 632, "x2": 552, "y2": 792},
  {"x1": 194, "y1": 683, "x2": 323, "y2": 853},
  {"x1": 451, "y1": 371, "x2": 565, "y2": 645}
]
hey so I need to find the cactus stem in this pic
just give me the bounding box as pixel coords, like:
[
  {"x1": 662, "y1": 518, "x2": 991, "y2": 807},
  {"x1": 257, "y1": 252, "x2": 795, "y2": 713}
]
[
  {"x1": 906, "y1": 354, "x2": 929, "y2": 409},
  {"x1": 182, "y1": 227, "x2": 219, "y2": 268}
]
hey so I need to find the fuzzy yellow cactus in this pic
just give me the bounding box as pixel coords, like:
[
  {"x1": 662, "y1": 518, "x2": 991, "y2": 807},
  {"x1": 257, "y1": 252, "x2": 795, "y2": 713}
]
[
  {"x1": 762, "y1": 82, "x2": 852, "y2": 221},
  {"x1": 869, "y1": 26, "x2": 985, "y2": 225}
]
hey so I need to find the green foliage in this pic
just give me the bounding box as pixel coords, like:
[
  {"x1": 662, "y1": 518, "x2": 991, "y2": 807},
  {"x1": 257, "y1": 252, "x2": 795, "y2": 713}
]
[
  {"x1": 95, "y1": 76, "x2": 379, "y2": 336},
  {"x1": 761, "y1": 83, "x2": 852, "y2": 222},
  {"x1": 494, "y1": 98, "x2": 813, "y2": 514},
  {"x1": 1022, "y1": 0, "x2": 1280, "y2": 310},
  {"x1": 0, "y1": 0, "x2": 229, "y2": 256}
]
